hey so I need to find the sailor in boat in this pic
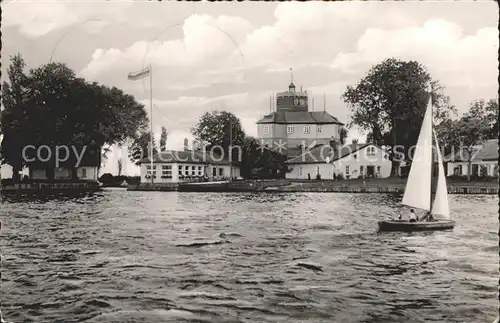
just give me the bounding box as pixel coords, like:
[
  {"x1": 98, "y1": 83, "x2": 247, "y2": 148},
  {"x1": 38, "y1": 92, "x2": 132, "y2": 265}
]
[
  {"x1": 408, "y1": 209, "x2": 417, "y2": 222},
  {"x1": 419, "y1": 211, "x2": 434, "y2": 222}
]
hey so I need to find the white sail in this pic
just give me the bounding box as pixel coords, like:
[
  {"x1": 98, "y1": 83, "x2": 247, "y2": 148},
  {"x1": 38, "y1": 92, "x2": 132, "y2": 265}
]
[
  {"x1": 401, "y1": 96, "x2": 433, "y2": 211},
  {"x1": 431, "y1": 129, "x2": 450, "y2": 218}
]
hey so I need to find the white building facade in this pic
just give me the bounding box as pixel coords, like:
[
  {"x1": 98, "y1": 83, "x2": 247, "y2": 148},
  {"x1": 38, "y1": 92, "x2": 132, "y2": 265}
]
[
  {"x1": 139, "y1": 150, "x2": 241, "y2": 184},
  {"x1": 30, "y1": 166, "x2": 98, "y2": 180},
  {"x1": 257, "y1": 81, "x2": 344, "y2": 157},
  {"x1": 286, "y1": 143, "x2": 392, "y2": 180},
  {"x1": 445, "y1": 139, "x2": 498, "y2": 177}
]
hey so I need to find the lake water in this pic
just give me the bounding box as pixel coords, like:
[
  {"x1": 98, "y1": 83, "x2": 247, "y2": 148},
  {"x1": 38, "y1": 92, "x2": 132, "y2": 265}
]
[{"x1": 1, "y1": 191, "x2": 498, "y2": 323}]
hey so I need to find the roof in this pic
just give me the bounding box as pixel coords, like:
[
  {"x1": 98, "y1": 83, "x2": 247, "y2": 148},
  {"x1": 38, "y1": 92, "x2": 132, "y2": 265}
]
[
  {"x1": 473, "y1": 139, "x2": 498, "y2": 161},
  {"x1": 286, "y1": 143, "x2": 374, "y2": 164},
  {"x1": 444, "y1": 139, "x2": 497, "y2": 162},
  {"x1": 257, "y1": 111, "x2": 344, "y2": 125},
  {"x1": 26, "y1": 145, "x2": 102, "y2": 168},
  {"x1": 138, "y1": 150, "x2": 231, "y2": 165}
]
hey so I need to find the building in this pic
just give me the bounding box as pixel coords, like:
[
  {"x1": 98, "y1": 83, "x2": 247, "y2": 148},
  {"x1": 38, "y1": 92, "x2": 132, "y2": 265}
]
[
  {"x1": 138, "y1": 140, "x2": 241, "y2": 183},
  {"x1": 285, "y1": 141, "x2": 392, "y2": 180},
  {"x1": 26, "y1": 145, "x2": 101, "y2": 181},
  {"x1": 445, "y1": 139, "x2": 498, "y2": 177},
  {"x1": 257, "y1": 81, "x2": 344, "y2": 158}
]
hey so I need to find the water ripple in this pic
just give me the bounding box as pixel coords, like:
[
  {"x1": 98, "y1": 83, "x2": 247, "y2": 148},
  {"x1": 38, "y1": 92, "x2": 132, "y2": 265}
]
[{"x1": 0, "y1": 192, "x2": 497, "y2": 323}]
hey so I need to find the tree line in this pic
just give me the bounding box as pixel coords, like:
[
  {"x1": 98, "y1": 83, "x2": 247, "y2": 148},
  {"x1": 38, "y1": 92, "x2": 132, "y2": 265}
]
[
  {"x1": 2, "y1": 54, "x2": 496, "y2": 182},
  {"x1": 343, "y1": 58, "x2": 497, "y2": 177},
  {"x1": 0, "y1": 54, "x2": 288, "y2": 181}
]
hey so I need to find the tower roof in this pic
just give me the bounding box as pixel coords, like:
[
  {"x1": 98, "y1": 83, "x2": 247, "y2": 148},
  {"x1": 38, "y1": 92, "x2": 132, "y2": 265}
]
[{"x1": 257, "y1": 111, "x2": 344, "y2": 125}]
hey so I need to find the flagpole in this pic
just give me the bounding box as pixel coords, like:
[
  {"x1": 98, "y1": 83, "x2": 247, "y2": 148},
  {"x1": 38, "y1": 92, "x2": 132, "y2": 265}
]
[
  {"x1": 229, "y1": 117, "x2": 233, "y2": 181},
  {"x1": 149, "y1": 64, "x2": 154, "y2": 185}
]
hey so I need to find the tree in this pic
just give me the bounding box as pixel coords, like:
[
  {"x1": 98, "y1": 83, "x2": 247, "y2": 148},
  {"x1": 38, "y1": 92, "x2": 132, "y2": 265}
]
[
  {"x1": 117, "y1": 158, "x2": 123, "y2": 176},
  {"x1": 342, "y1": 58, "x2": 457, "y2": 175},
  {"x1": 159, "y1": 126, "x2": 168, "y2": 152},
  {"x1": 439, "y1": 99, "x2": 496, "y2": 181},
  {"x1": 238, "y1": 136, "x2": 289, "y2": 179},
  {"x1": 1, "y1": 54, "x2": 149, "y2": 181},
  {"x1": 129, "y1": 131, "x2": 158, "y2": 166},
  {"x1": 465, "y1": 99, "x2": 498, "y2": 139},
  {"x1": 448, "y1": 117, "x2": 489, "y2": 181},
  {"x1": 0, "y1": 54, "x2": 30, "y2": 181},
  {"x1": 340, "y1": 127, "x2": 348, "y2": 145},
  {"x1": 190, "y1": 111, "x2": 246, "y2": 162}
]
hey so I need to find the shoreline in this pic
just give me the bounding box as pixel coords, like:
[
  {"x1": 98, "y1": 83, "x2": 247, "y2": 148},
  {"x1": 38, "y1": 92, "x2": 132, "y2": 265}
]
[{"x1": 127, "y1": 178, "x2": 498, "y2": 194}]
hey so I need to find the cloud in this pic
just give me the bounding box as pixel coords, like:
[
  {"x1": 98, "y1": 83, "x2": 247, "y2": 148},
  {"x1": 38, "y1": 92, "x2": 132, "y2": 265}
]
[
  {"x1": 81, "y1": 13, "x2": 253, "y2": 78},
  {"x1": 2, "y1": 0, "x2": 134, "y2": 37},
  {"x1": 331, "y1": 19, "x2": 498, "y2": 108},
  {"x1": 4, "y1": 1, "x2": 496, "y2": 176}
]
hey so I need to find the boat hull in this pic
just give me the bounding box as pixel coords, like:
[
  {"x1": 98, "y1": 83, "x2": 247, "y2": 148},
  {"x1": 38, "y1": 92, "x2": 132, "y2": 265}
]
[{"x1": 378, "y1": 220, "x2": 455, "y2": 232}]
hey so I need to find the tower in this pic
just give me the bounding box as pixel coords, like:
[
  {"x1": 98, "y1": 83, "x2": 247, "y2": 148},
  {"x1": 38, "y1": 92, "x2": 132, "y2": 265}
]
[{"x1": 275, "y1": 70, "x2": 308, "y2": 112}]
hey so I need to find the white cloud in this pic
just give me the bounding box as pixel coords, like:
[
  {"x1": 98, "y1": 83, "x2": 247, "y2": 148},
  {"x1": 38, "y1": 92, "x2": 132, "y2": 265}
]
[
  {"x1": 3, "y1": 1, "x2": 80, "y2": 36},
  {"x1": 80, "y1": 13, "x2": 253, "y2": 78},
  {"x1": 3, "y1": 0, "x2": 134, "y2": 37},
  {"x1": 331, "y1": 19, "x2": 498, "y2": 109}
]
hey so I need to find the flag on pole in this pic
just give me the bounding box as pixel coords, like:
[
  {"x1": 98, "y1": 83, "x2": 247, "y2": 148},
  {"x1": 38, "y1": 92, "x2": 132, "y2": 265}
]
[{"x1": 127, "y1": 67, "x2": 150, "y2": 80}]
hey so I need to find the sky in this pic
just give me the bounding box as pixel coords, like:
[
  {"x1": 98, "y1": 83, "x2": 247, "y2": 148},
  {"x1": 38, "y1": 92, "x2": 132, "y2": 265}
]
[{"x1": 1, "y1": 0, "x2": 498, "y2": 177}]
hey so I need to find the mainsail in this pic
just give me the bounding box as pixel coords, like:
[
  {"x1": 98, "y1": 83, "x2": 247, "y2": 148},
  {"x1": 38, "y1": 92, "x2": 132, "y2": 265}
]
[
  {"x1": 431, "y1": 129, "x2": 450, "y2": 218},
  {"x1": 401, "y1": 96, "x2": 433, "y2": 211}
]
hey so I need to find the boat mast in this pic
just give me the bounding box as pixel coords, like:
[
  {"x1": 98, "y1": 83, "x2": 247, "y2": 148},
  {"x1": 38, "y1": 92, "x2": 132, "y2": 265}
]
[
  {"x1": 429, "y1": 84, "x2": 433, "y2": 212},
  {"x1": 229, "y1": 117, "x2": 233, "y2": 182}
]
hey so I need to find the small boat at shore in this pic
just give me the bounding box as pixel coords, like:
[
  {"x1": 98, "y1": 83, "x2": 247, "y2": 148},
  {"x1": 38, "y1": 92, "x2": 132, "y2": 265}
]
[{"x1": 378, "y1": 91, "x2": 455, "y2": 232}]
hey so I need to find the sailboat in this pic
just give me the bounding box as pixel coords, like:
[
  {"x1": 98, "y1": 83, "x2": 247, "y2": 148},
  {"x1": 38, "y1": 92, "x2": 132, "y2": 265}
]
[{"x1": 378, "y1": 90, "x2": 455, "y2": 232}]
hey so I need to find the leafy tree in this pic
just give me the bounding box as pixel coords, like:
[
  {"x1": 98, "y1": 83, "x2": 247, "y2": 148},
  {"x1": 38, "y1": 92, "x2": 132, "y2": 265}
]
[
  {"x1": 339, "y1": 127, "x2": 348, "y2": 145},
  {"x1": 239, "y1": 136, "x2": 289, "y2": 179},
  {"x1": 0, "y1": 54, "x2": 30, "y2": 181},
  {"x1": 159, "y1": 126, "x2": 168, "y2": 152},
  {"x1": 190, "y1": 111, "x2": 246, "y2": 162},
  {"x1": 342, "y1": 58, "x2": 457, "y2": 175},
  {"x1": 190, "y1": 111, "x2": 289, "y2": 179},
  {"x1": 465, "y1": 99, "x2": 498, "y2": 139},
  {"x1": 448, "y1": 117, "x2": 489, "y2": 181},
  {"x1": 438, "y1": 99, "x2": 496, "y2": 181},
  {"x1": 129, "y1": 131, "x2": 158, "y2": 166},
  {"x1": 1, "y1": 53, "x2": 149, "y2": 181}
]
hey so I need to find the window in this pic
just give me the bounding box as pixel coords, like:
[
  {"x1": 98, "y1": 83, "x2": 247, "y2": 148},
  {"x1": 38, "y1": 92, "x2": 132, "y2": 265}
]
[
  {"x1": 287, "y1": 126, "x2": 294, "y2": 134},
  {"x1": 345, "y1": 166, "x2": 350, "y2": 175},
  {"x1": 353, "y1": 154, "x2": 357, "y2": 159},
  {"x1": 317, "y1": 126, "x2": 322, "y2": 133},
  {"x1": 161, "y1": 165, "x2": 172, "y2": 179},
  {"x1": 219, "y1": 168, "x2": 224, "y2": 177},
  {"x1": 264, "y1": 126, "x2": 269, "y2": 134},
  {"x1": 82, "y1": 168, "x2": 87, "y2": 178},
  {"x1": 212, "y1": 167, "x2": 217, "y2": 177},
  {"x1": 198, "y1": 166, "x2": 203, "y2": 176},
  {"x1": 360, "y1": 166, "x2": 364, "y2": 174},
  {"x1": 377, "y1": 166, "x2": 381, "y2": 173},
  {"x1": 304, "y1": 126, "x2": 311, "y2": 134},
  {"x1": 294, "y1": 98, "x2": 299, "y2": 105},
  {"x1": 184, "y1": 166, "x2": 189, "y2": 175},
  {"x1": 191, "y1": 165, "x2": 196, "y2": 176},
  {"x1": 299, "y1": 167, "x2": 303, "y2": 176},
  {"x1": 146, "y1": 165, "x2": 157, "y2": 178},
  {"x1": 367, "y1": 146, "x2": 376, "y2": 156}
]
